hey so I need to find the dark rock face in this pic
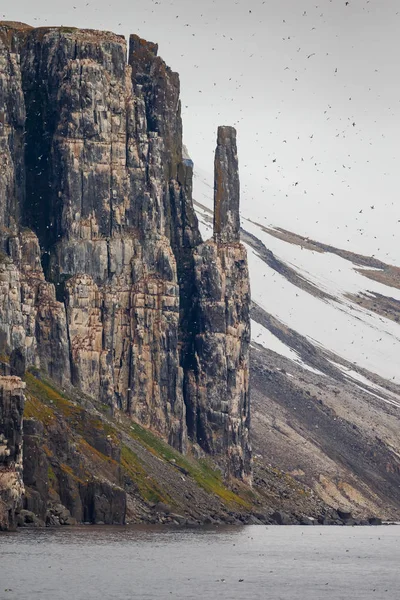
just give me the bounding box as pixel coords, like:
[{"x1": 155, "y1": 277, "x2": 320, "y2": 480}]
[
  {"x1": 81, "y1": 481, "x2": 126, "y2": 525},
  {"x1": 213, "y1": 126, "x2": 240, "y2": 244},
  {"x1": 271, "y1": 510, "x2": 293, "y2": 525},
  {"x1": 0, "y1": 376, "x2": 25, "y2": 530},
  {"x1": 0, "y1": 23, "x2": 251, "y2": 492},
  {"x1": 185, "y1": 127, "x2": 251, "y2": 482},
  {"x1": 0, "y1": 23, "x2": 27, "y2": 236},
  {"x1": 22, "y1": 418, "x2": 52, "y2": 522},
  {"x1": 21, "y1": 399, "x2": 126, "y2": 526},
  {"x1": 337, "y1": 509, "x2": 352, "y2": 521}
]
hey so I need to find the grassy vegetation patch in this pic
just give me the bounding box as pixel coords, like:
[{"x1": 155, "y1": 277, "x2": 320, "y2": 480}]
[
  {"x1": 47, "y1": 464, "x2": 56, "y2": 488},
  {"x1": 23, "y1": 370, "x2": 253, "y2": 511},
  {"x1": 24, "y1": 394, "x2": 56, "y2": 426},
  {"x1": 59, "y1": 462, "x2": 86, "y2": 485},
  {"x1": 59, "y1": 27, "x2": 78, "y2": 33},
  {"x1": 120, "y1": 444, "x2": 167, "y2": 505},
  {"x1": 0, "y1": 251, "x2": 10, "y2": 264},
  {"x1": 86, "y1": 417, "x2": 120, "y2": 446},
  {"x1": 25, "y1": 371, "x2": 122, "y2": 447},
  {"x1": 127, "y1": 421, "x2": 251, "y2": 509},
  {"x1": 25, "y1": 372, "x2": 82, "y2": 420},
  {"x1": 77, "y1": 438, "x2": 119, "y2": 471}
]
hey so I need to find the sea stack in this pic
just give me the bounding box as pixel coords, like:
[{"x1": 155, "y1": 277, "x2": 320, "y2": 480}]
[
  {"x1": 186, "y1": 126, "x2": 252, "y2": 482},
  {"x1": 213, "y1": 126, "x2": 241, "y2": 244}
]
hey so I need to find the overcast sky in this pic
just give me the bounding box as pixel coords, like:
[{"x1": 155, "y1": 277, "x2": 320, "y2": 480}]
[{"x1": 3, "y1": 0, "x2": 400, "y2": 262}]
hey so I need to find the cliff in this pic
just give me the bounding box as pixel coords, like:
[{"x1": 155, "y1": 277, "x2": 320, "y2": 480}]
[
  {"x1": 0, "y1": 22, "x2": 252, "y2": 527},
  {"x1": 0, "y1": 376, "x2": 25, "y2": 530},
  {"x1": 186, "y1": 127, "x2": 251, "y2": 482}
]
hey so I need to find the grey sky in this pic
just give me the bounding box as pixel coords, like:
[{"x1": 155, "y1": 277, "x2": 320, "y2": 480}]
[{"x1": 3, "y1": 0, "x2": 400, "y2": 261}]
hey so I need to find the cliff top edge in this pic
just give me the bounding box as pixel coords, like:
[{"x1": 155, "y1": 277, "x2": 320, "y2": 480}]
[{"x1": 0, "y1": 22, "x2": 146, "y2": 46}]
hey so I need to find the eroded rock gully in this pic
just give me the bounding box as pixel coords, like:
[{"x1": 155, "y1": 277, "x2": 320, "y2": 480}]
[{"x1": 0, "y1": 22, "x2": 251, "y2": 526}]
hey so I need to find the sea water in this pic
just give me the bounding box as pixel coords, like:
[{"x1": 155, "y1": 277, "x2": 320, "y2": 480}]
[{"x1": 1, "y1": 525, "x2": 399, "y2": 599}]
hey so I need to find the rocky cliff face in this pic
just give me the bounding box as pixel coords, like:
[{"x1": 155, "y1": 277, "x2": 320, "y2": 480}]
[
  {"x1": 185, "y1": 127, "x2": 251, "y2": 482},
  {"x1": 0, "y1": 21, "x2": 251, "y2": 521},
  {"x1": 0, "y1": 375, "x2": 25, "y2": 530}
]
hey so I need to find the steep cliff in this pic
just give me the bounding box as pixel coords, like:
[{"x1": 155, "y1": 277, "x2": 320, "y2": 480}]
[
  {"x1": 185, "y1": 127, "x2": 251, "y2": 482},
  {"x1": 0, "y1": 22, "x2": 251, "y2": 525},
  {"x1": 0, "y1": 375, "x2": 25, "y2": 530}
]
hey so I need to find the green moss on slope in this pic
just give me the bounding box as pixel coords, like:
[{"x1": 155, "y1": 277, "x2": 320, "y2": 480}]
[
  {"x1": 126, "y1": 421, "x2": 251, "y2": 509},
  {"x1": 23, "y1": 369, "x2": 253, "y2": 513},
  {"x1": 120, "y1": 445, "x2": 169, "y2": 505}
]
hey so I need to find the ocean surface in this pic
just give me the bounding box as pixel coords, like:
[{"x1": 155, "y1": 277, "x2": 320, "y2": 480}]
[{"x1": 1, "y1": 525, "x2": 399, "y2": 600}]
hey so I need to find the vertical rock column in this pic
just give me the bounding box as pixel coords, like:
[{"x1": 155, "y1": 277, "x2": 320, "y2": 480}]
[
  {"x1": 188, "y1": 126, "x2": 252, "y2": 482},
  {"x1": 213, "y1": 126, "x2": 240, "y2": 244},
  {"x1": 0, "y1": 376, "x2": 25, "y2": 531}
]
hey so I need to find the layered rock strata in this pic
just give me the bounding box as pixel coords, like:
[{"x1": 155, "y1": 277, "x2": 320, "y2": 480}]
[{"x1": 0, "y1": 23, "x2": 251, "y2": 486}]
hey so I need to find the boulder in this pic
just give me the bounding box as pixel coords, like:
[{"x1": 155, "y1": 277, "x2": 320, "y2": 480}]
[
  {"x1": 337, "y1": 509, "x2": 353, "y2": 521},
  {"x1": 271, "y1": 511, "x2": 292, "y2": 525}
]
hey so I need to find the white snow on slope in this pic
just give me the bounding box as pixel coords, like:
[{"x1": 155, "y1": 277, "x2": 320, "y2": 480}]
[
  {"x1": 194, "y1": 167, "x2": 400, "y2": 265},
  {"x1": 252, "y1": 320, "x2": 325, "y2": 377},
  {"x1": 193, "y1": 171, "x2": 400, "y2": 385},
  {"x1": 251, "y1": 320, "x2": 299, "y2": 361},
  {"x1": 246, "y1": 248, "x2": 400, "y2": 384},
  {"x1": 243, "y1": 217, "x2": 400, "y2": 302},
  {"x1": 330, "y1": 362, "x2": 400, "y2": 409}
]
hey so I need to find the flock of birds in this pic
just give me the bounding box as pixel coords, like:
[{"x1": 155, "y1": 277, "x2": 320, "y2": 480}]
[{"x1": 2, "y1": 0, "x2": 398, "y2": 262}]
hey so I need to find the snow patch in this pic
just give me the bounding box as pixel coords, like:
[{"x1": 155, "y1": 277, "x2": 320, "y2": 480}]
[
  {"x1": 330, "y1": 361, "x2": 400, "y2": 409},
  {"x1": 251, "y1": 320, "x2": 325, "y2": 376},
  {"x1": 193, "y1": 168, "x2": 400, "y2": 386}
]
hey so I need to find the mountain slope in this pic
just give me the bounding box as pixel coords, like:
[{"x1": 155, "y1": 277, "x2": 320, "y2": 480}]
[
  {"x1": 194, "y1": 169, "x2": 400, "y2": 519},
  {"x1": 13, "y1": 368, "x2": 334, "y2": 527}
]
